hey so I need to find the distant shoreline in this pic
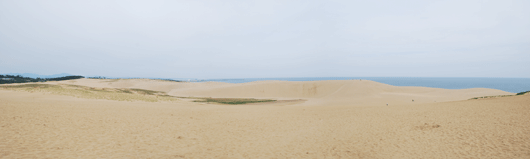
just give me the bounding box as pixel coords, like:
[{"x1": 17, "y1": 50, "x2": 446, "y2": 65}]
[{"x1": 196, "y1": 77, "x2": 530, "y2": 93}]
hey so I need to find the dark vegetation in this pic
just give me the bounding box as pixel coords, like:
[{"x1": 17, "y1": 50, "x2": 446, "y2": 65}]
[
  {"x1": 47, "y1": 76, "x2": 85, "y2": 81},
  {"x1": 0, "y1": 75, "x2": 84, "y2": 84},
  {"x1": 0, "y1": 75, "x2": 180, "y2": 84},
  {"x1": 516, "y1": 91, "x2": 530, "y2": 95}
]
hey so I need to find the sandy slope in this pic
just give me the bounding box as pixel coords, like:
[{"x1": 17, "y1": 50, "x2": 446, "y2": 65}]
[{"x1": 1, "y1": 79, "x2": 529, "y2": 158}]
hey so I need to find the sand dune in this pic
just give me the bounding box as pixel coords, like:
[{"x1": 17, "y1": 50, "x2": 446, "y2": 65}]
[
  {"x1": 58, "y1": 79, "x2": 512, "y2": 105},
  {"x1": 166, "y1": 80, "x2": 512, "y2": 106},
  {"x1": 1, "y1": 79, "x2": 528, "y2": 158}
]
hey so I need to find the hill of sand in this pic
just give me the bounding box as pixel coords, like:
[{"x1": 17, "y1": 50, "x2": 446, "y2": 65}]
[
  {"x1": 55, "y1": 79, "x2": 512, "y2": 106},
  {"x1": 1, "y1": 79, "x2": 529, "y2": 158}
]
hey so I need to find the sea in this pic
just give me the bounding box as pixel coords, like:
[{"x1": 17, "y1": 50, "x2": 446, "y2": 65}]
[{"x1": 190, "y1": 77, "x2": 530, "y2": 93}]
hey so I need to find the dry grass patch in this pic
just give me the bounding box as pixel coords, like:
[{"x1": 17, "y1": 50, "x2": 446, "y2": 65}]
[
  {"x1": 0, "y1": 84, "x2": 178, "y2": 102},
  {"x1": 186, "y1": 97, "x2": 276, "y2": 105},
  {"x1": 469, "y1": 90, "x2": 529, "y2": 100},
  {"x1": 469, "y1": 95, "x2": 514, "y2": 100},
  {"x1": 416, "y1": 123, "x2": 441, "y2": 131}
]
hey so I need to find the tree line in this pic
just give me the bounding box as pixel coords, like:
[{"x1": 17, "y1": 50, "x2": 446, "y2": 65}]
[{"x1": 0, "y1": 74, "x2": 84, "y2": 84}]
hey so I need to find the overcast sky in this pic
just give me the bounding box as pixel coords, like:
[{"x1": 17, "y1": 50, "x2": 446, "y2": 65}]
[{"x1": 1, "y1": 0, "x2": 529, "y2": 78}]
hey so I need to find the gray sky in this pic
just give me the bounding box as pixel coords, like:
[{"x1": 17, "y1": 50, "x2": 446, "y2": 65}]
[{"x1": 1, "y1": 0, "x2": 529, "y2": 78}]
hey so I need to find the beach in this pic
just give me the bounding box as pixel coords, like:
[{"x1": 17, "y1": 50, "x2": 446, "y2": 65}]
[{"x1": 1, "y1": 79, "x2": 529, "y2": 158}]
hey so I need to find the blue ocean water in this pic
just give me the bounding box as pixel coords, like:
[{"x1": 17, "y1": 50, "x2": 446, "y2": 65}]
[{"x1": 197, "y1": 77, "x2": 530, "y2": 93}]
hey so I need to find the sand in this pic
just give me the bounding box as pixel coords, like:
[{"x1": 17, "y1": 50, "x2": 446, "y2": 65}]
[{"x1": 1, "y1": 79, "x2": 529, "y2": 158}]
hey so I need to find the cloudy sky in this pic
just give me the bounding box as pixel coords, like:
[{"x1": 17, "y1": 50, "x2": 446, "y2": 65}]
[{"x1": 1, "y1": 0, "x2": 529, "y2": 78}]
